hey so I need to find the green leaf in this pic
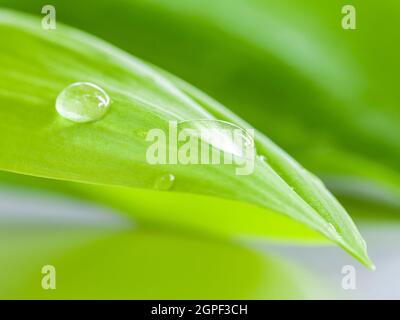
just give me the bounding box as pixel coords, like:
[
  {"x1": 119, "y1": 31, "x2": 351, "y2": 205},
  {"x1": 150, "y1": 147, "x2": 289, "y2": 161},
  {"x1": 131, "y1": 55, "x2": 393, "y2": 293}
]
[
  {"x1": 0, "y1": 9, "x2": 372, "y2": 268},
  {"x1": 4, "y1": 0, "x2": 397, "y2": 216},
  {"x1": 0, "y1": 226, "x2": 323, "y2": 299}
]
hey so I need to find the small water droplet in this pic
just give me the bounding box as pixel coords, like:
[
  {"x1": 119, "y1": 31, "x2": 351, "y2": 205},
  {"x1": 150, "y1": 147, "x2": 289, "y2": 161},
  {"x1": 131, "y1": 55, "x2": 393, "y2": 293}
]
[
  {"x1": 177, "y1": 119, "x2": 255, "y2": 158},
  {"x1": 56, "y1": 82, "x2": 111, "y2": 123},
  {"x1": 258, "y1": 155, "x2": 267, "y2": 163},
  {"x1": 360, "y1": 237, "x2": 367, "y2": 250},
  {"x1": 328, "y1": 223, "x2": 343, "y2": 241},
  {"x1": 154, "y1": 173, "x2": 175, "y2": 191}
]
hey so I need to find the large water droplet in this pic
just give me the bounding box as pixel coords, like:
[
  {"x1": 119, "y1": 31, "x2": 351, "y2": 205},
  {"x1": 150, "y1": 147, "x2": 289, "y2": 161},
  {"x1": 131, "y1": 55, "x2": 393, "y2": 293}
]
[
  {"x1": 177, "y1": 119, "x2": 255, "y2": 159},
  {"x1": 154, "y1": 173, "x2": 175, "y2": 191},
  {"x1": 56, "y1": 82, "x2": 111, "y2": 123}
]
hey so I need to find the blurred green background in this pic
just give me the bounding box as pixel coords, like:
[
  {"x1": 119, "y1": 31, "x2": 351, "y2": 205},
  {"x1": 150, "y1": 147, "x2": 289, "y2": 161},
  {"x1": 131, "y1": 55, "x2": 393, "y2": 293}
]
[{"x1": 0, "y1": 0, "x2": 399, "y2": 299}]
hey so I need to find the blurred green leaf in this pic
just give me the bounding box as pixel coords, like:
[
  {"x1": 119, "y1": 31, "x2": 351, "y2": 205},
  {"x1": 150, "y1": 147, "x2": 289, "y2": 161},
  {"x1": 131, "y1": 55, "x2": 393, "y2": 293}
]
[
  {"x1": 0, "y1": 226, "x2": 323, "y2": 299},
  {"x1": 0, "y1": 9, "x2": 372, "y2": 267}
]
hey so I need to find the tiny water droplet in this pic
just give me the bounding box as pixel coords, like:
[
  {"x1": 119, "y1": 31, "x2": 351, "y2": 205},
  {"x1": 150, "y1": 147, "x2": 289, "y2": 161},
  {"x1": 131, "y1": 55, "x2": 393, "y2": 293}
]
[
  {"x1": 360, "y1": 237, "x2": 367, "y2": 250},
  {"x1": 56, "y1": 82, "x2": 111, "y2": 123},
  {"x1": 329, "y1": 223, "x2": 336, "y2": 233},
  {"x1": 328, "y1": 223, "x2": 343, "y2": 241},
  {"x1": 154, "y1": 173, "x2": 175, "y2": 191},
  {"x1": 258, "y1": 155, "x2": 267, "y2": 163},
  {"x1": 177, "y1": 119, "x2": 255, "y2": 158}
]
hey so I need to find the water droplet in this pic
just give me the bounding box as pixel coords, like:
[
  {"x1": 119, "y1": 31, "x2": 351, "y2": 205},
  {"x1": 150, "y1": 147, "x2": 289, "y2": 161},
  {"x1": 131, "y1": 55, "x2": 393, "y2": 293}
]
[
  {"x1": 177, "y1": 119, "x2": 255, "y2": 159},
  {"x1": 257, "y1": 155, "x2": 267, "y2": 163},
  {"x1": 328, "y1": 223, "x2": 343, "y2": 242},
  {"x1": 56, "y1": 82, "x2": 111, "y2": 123},
  {"x1": 360, "y1": 237, "x2": 367, "y2": 250},
  {"x1": 154, "y1": 173, "x2": 175, "y2": 191}
]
